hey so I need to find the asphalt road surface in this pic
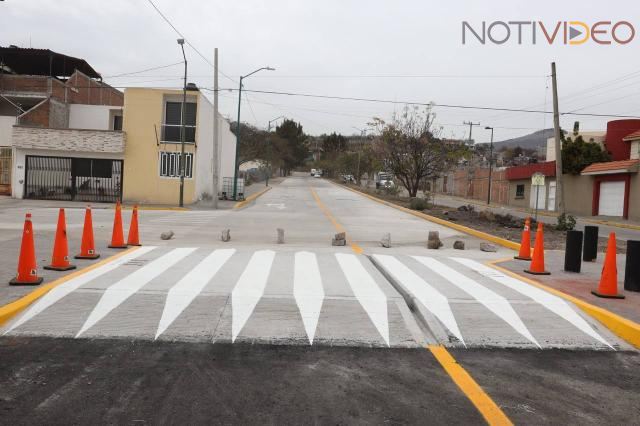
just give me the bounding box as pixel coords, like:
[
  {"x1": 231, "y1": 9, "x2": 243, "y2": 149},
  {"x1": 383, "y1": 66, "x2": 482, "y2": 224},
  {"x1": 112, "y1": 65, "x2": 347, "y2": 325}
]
[{"x1": 1, "y1": 174, "x2": 638, "y2": 424}]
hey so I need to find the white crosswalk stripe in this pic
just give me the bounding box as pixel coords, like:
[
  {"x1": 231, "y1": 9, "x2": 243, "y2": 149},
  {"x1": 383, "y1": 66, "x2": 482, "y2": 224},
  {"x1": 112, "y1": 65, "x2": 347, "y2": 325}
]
[
  {"x1": 336, "y1": 253, "x2": 389, "y2": 346},
  {"x1": 294, "y1": 251, "x2": 324, "y2": 344},
  {"x1": 231, "y1": 250, "x2": 276, "y2": 342},
  {"x1": 372, "y1": 254, "x2": 464, "y2": 345},
  {"x1": 156, "y1": 249, "x2": 236, "y2": 339},
  {"x1": 76, "y1": 248, "x2": 197, "y2": 337}
]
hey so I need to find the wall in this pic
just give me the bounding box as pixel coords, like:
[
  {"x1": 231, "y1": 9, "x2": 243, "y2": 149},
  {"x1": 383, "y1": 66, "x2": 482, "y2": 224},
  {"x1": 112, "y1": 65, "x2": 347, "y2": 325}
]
[
  {"x1": 0, "y1": 116, "x2": 16, "y2": 146},
  {"x1": 563, "y1": 174, "x2": 595, "y2": 217},
  {"x1": 12, "y1": 126, "x2": 124, "y2": 153},
  {"x1": 546, "y1": 132, "x2": 605, "y2": 161},
  {"x1": 605, "y1": 120, "x2": 640, "y2": 161},
  {"x1": 218, "y1": 118, "x2": 236, "y2": 193},
  {"x1": 122, "y1": 88, "x2": 197, "y2": 205},
  {"x1": 628, "y1": 172, "x2": 640, "y2": 221},
  {"x1": 69, "y1": 104, "x2": 121, "y2": 130},
  {"x1": 440, "y1": 167, "x2": 508, "y2": 204},
  {"x1": 195, "y1": 93, "x2": 213, "y2": 200},
  {"x1": 11, "y1": 147, "x2": 123, "y2": 199}
]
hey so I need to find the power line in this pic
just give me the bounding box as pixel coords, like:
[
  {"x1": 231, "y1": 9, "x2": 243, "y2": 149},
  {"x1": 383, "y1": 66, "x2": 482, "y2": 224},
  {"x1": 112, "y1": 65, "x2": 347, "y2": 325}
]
[
  {"x1": 243, "y1": 73, "x2": 546, "y2": 79},
  {"x1": 206, "y1": 87, "x2": 640, "y2": 119},
  {"x1": 144, "y1": 0, "x2": 237, "y2": 84},
  {"x1": 103, "y1": 61, "x2": 183, "y2": 78}
]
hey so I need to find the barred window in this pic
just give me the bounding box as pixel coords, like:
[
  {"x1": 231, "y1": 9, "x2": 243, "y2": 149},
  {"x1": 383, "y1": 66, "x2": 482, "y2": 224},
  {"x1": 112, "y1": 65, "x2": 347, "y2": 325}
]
[
  {"x1": 162, "y1": 102, "x2": 196, "y2": 142},
  {"x1": 159, "y1": 152, "x2": 194, "y2": 178}
]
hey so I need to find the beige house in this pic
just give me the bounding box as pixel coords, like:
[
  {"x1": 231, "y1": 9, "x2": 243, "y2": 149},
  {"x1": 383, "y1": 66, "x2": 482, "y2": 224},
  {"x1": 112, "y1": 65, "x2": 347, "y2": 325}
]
[{"x1": 121, "y1": 87, "x2": 236, "y2": 205}]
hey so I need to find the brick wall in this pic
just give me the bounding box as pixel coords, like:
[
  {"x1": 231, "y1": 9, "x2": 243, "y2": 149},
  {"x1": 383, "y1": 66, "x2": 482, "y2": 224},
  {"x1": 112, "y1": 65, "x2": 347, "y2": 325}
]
[
  {"x1": 19, "y1": 99, "x2": 50, "y2": 127},
  {"x1": 441, "y1": 167, "x2": 509, "y2": 205},
  {"x1": 12, "y1": 126, "x2": 125, "y2": 153}
]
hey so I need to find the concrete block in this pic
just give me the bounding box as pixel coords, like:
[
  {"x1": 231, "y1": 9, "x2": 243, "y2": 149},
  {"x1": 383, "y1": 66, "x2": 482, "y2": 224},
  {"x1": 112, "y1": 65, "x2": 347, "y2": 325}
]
[
  {"x1": 453, "y1": 240, "x2": 465, "y2": 250},
  {"x1": 427, "y1": 231, "x2": 443, "y2": 249},
  {"x1": 221, "y1": 229, "x2": 231, "y2": 242},
  {"x1": 277, "y1": 228, "x2": 285, "y2": 244},
  {"x1": 334, "y1": 232, "x2": 346, "y2": 241},
  {"x1": 332, "y1": 237, "x2": 346, "y2": 246},
  {"x1": 380, "y1": 233, "x2": 391, "y2": 248},
  {"x1": 160, "y1": 230, "x2": 174, "y2": 240},
  {"x1": 480, "y1": 242, "x2": 497, "y2": 252}
]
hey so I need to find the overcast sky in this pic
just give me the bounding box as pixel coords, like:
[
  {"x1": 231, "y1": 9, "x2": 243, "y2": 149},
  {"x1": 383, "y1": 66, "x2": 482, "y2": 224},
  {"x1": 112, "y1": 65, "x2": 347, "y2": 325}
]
[{"x1": 2, "y1": 0, "x2": 639, "y2": 142}]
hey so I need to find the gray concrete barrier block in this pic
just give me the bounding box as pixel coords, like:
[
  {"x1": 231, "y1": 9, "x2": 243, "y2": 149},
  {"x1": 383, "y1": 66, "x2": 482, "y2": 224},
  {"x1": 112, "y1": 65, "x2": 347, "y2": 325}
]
[
  {"x1": 332, "y1": 237, "x2": 347, "y2": 246},
  {"x1": 160, "y1": 230, "x2": 174, "y2": 240},
  {"x1": 480, "y1": 242, "x2": 497, "y2": 252},
  {"x1": 277, "y1": 228, "x2": 285, "y2": 244},
  {"x1": 453, "y1": 240, "x2": 465, "y2": 250},
  {"x1": 427, "y1": 231, "x2": 442, "y2": 249},
  {"x1": 380, "y1": 233, "x2": 391, "y2": 248},
  {"x1": 221, "y1": 229, "x2": 231, "y2": 242}
]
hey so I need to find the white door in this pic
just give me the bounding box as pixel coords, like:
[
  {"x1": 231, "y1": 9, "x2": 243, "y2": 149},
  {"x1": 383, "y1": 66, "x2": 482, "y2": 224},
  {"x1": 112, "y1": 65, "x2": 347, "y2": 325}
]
[
  {"x1": 598, "y1": 181, "x2": 625, "y2": 217},
  {"x1": 547, "y1": 181, "x2": 556, "y2": 211},
  {"x1": 530, "y1": 184, "x2": 546, "y2": 210}
]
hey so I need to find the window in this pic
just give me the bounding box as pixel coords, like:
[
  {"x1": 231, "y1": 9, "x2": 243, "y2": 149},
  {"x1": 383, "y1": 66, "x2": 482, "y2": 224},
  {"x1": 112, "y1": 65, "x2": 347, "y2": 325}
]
[
  {"x1": 162, "y1": 102, "x2": 196, "y2": 142},
  {"x1": 159, "y1": 152, "x2": 194, "y2": 178},
  {"x1": 515, "y1": 184, "x2": 525, "y2": 199},
  {"x1": 112, "y1": 115, "x2": 123, "y2": 131}
]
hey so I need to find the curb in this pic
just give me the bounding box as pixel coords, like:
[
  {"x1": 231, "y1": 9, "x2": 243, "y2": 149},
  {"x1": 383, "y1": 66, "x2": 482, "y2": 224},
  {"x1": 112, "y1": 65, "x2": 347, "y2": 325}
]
[
  {"x1": 0, "y1": 247, "x2": 140, "y2": 327},
  {"x1": 233, "y1": 186, "x2": 272, "y2": 210},
  {"x1": 488, "y1": 258, "x2": 640, "y2": 349},
  {"x1": 335, "y1": 182, "x2": 521, "y2": 251}
]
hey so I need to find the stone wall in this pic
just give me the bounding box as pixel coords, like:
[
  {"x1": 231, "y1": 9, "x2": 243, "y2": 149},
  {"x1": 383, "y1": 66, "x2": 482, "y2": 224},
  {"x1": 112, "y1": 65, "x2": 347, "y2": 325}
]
[{"x1": 12, "y1": 125, "x2": 125, "y2": 153}]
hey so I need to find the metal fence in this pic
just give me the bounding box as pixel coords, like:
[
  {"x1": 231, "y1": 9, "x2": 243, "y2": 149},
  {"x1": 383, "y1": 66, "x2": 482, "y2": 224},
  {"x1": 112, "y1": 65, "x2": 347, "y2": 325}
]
[{"x1": 24, "y1": 155, "x2": 123, "y2": 202}]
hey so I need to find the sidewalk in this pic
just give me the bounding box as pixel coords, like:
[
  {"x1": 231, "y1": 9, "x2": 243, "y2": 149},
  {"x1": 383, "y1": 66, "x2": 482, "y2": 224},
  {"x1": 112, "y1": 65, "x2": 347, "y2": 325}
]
[{"x1": 497, "y1": 252, "x2": 640, "y2": 325}]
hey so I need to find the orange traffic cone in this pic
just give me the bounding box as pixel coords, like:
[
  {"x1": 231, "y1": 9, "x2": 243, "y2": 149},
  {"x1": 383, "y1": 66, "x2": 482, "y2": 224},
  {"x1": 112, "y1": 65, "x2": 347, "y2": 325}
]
[
  {"x1": 76, "y1": 206, "x2": 100, "y2": 259},
  {"x1": 44, "y1": 208, "x2": 76, "y2": 271},
  {"x1": 109, "y1": 200, "x2": 128, "y2": 249},
  {"x1": 524, "y1": 222, "x2": 550, "y2": 275},
  {"x1": 127, "y1": 205, "x2": 141, "y2": 246},
  {"x1": 514, "y1": 217, "x2": 532, "y2": 261},
  {"x1": 10, "y1": 213, "x2": 44, "y2": 285},
  {"x1": 592, "y1": 233, "x2": 625, "y2": 299}
]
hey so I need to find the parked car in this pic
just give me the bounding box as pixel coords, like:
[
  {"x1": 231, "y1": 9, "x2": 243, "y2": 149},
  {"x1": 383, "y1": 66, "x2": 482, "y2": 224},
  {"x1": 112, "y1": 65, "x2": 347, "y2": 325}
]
[
  {"x1": 375, "y1": 172, "x2": 394, "y2": 189},
  {"x1": 310, "y1": 168, "x2": 317, "y2": 176},
  {"x1": 313, "y1": 172, "x2": 321, "y2": 178}
]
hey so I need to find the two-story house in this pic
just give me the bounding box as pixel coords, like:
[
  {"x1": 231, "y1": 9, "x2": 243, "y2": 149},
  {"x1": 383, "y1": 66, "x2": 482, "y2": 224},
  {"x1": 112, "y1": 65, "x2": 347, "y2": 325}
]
[{"x1": 121, "y1": 87, "x2": 236, "y2": 205}]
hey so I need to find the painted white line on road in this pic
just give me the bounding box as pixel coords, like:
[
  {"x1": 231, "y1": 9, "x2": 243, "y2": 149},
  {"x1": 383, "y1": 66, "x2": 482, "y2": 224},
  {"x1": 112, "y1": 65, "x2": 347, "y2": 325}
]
[
  {"x1": 373, "y1": 254, "x2": 464, "y2": 346},
  {"x1": 155, "y1": 249, "x2": 236, "y2": 339},
  {"x1": 452, "y1": 258, "x2": 613, "y2": 349},
  {"x1": 231, "y1": 250, "x2": 275, "y2": 342},
  {"x1": 414, "y1": 256, "x2": 541, "y2": 348},
  {"x1": 336, "y1": 253, "x2": 389, "y2": 346},
  {"x1": 76, "y1": 248, "x2": 197, "y2": 337},
  {"x1": 4, "y1": 247, "x2": 158, "y2": 334},
  {"x1": 294, "y1": 251, "x2": 324, "y2": 345}
]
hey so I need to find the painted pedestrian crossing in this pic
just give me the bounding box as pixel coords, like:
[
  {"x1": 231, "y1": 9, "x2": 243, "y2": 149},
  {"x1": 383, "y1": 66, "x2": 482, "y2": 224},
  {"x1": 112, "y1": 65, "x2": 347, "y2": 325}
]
[{"x1": 2, "y1": 247, "x2": 616, "y2": 349}]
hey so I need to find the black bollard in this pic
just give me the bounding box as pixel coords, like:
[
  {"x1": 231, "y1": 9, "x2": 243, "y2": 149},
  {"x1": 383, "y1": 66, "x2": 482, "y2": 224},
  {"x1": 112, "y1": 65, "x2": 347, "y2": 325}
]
[
  {"x1": 583, "y1": 226, "x2": 599, "y2": 262},
  {"x1": 624, "y1": 240, "x2": 640, "y2": 292},
  {"x1": 564, "y1": 230, "x2": 583, "y2": 273}
]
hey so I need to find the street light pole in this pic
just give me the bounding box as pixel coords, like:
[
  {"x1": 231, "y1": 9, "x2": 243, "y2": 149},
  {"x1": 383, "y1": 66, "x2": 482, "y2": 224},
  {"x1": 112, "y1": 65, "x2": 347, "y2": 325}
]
[
  {"x1": 485, "y1": 126, "x2": 494, "y2": 205},
  {"x1": 265, "y1": 116, "x2": 284, "y2": 187},
  {"x1": 177, "y1": 38, "x2": 187, "y2": 208}
]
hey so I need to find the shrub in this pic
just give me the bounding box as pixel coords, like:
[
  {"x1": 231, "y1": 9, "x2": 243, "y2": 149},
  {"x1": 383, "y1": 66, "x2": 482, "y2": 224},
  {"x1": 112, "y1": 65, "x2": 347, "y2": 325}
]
[
  {"x1": 556, "y1": 213, "x2": 576, "y2": 231},
  {"x1": 409, "y1": 197, "x2": 428, "y2": 211}
]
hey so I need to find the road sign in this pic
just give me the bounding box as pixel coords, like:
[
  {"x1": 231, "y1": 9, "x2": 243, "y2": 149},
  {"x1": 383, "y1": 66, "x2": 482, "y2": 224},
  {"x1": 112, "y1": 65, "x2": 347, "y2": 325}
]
[{"x1": 531, "y1": 172, "x2": 545, "y2": 186}]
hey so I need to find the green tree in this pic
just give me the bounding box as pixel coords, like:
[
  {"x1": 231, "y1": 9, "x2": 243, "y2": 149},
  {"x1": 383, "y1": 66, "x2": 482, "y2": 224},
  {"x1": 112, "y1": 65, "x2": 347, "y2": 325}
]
[
  {"x1": 275, "y1": 119, "x2": 308, "y2": 174},
  {"x1": 561, "y1": 135, "x2": 610, "y2": 175}
]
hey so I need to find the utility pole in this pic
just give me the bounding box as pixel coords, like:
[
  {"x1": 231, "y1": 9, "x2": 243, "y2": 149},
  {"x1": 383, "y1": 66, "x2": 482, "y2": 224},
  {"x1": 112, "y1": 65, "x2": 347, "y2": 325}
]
[
  {"x1": 177, "y1": 39, "x2": 187, "y2": 208},
  {"x1": 485, "y1": 126, "x2": 494, "y2": 205},
  {"x1": 463, "y1": 121, "x2": 480, "y2": 144},
  {"x1": 211, "y1": 48, "x2": 219, "y2": 209},
  {"x1": 551, "y1": 62, "x2": 565, "y2": 214}
]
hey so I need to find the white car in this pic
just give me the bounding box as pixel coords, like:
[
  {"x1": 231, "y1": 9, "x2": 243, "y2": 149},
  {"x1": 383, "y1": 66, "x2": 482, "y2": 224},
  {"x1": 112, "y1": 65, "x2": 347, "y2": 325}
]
[
  {"x1": 313, "y1": 172, "x2": 321, "y2": 178},
  {"x1": 310, "y1": 168, "x2": 317, "y2": 176}
]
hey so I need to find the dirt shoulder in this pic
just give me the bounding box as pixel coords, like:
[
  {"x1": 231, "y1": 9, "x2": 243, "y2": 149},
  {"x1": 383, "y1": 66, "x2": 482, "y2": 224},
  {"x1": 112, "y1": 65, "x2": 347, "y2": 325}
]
[{"x1": 338, "y1": 182, "x2": 624, "y2": 253}]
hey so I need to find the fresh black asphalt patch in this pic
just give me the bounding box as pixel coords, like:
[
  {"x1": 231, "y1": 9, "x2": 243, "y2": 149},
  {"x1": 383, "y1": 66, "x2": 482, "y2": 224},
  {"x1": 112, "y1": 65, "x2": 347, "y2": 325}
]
[
  {"x1": 450, "y1": 348, "x2": 640, "y2": 425},
  {"x1": 0, "y1": 337, "x2": 482, "y2": 425}
]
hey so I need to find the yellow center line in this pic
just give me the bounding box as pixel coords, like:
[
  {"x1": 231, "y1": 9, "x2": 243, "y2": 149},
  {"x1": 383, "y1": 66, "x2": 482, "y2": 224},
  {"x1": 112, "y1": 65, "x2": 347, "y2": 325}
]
[
  {"x1": 428, "y1": 345, "x2": 513, "y2": 426},
  {"x1": 310, "y1": 186, "x2": 511, "y2": 424},
  {"x1": 309, "y1": 188, "x2": 363, "y2": 254}
]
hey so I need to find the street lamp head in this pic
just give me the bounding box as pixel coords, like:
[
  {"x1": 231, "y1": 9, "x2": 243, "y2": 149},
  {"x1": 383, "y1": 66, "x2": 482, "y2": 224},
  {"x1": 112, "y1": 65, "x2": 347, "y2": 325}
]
[
  {"x1": 485, "y1": 126, "x2": 493, "y2": 130},
  {"x1": 266, "y1": 67, "x2": 275, "y2": 71},
  {"x1": 177, "y1": 38, "x2": 185, "y2": 45}
]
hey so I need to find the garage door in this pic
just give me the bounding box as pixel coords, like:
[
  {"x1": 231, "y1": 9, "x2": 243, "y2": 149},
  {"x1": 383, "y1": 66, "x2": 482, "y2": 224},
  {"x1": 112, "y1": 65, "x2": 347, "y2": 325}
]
[{"x1": 598, "y1": 181, "x2": 625, "y2": 217}]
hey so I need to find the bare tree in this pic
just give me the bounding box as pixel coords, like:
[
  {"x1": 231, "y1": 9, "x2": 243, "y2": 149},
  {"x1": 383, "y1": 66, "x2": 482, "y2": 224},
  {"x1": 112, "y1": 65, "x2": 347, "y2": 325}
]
[{"x1": 373, "y1": 105, "x2": 463, "y2": 198}]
